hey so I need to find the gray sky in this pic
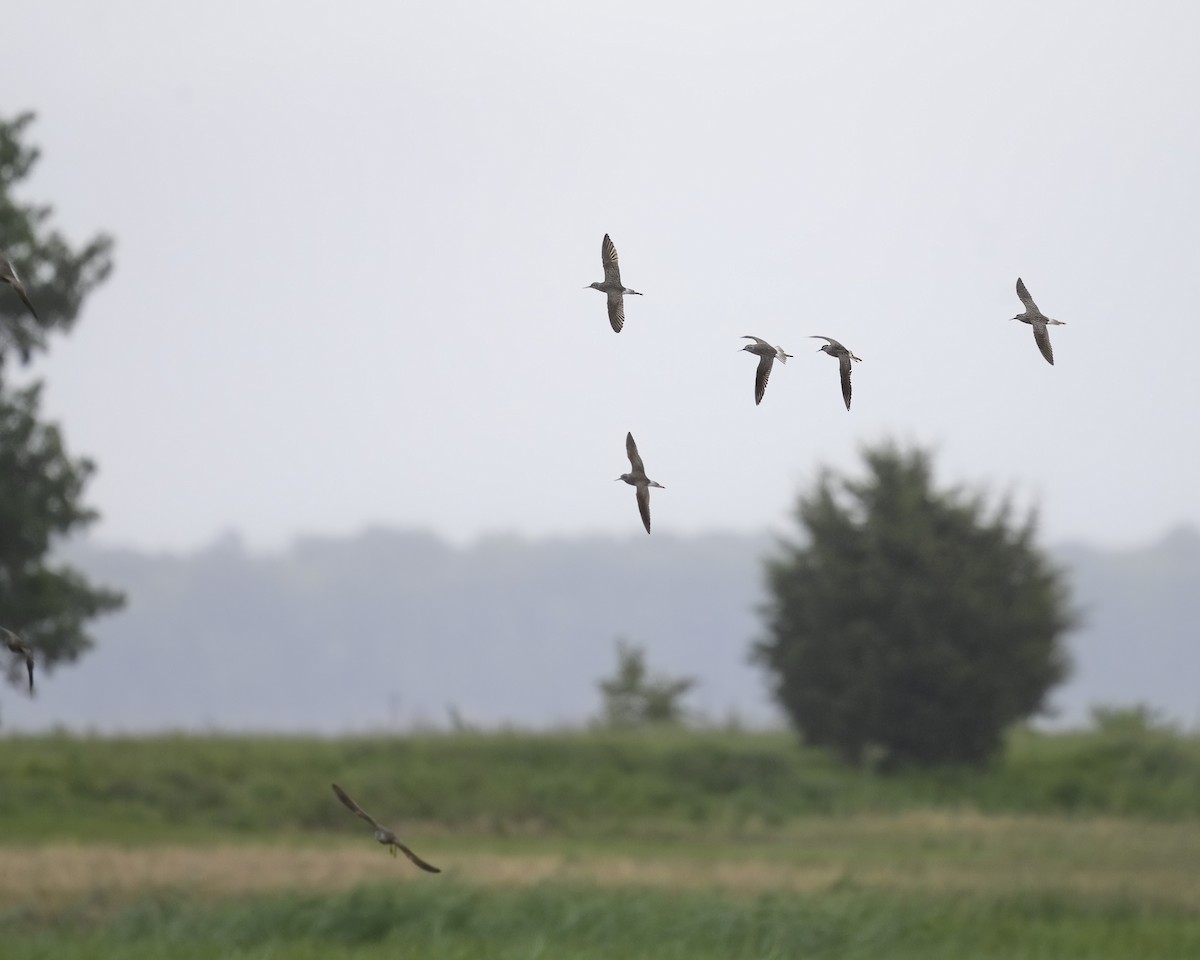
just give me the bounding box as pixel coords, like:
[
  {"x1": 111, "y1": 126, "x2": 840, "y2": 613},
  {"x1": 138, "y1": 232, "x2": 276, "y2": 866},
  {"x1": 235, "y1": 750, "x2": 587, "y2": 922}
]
[{"x1": 6, "y1": 1, "x2": 1199, "y2": 553}]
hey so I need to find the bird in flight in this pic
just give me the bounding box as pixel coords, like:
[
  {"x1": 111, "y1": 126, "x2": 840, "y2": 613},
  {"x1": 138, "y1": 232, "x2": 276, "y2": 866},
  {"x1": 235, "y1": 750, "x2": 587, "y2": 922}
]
[
  {"x1": 1012, "y1": 277, "x2": 1065, "y2": 365},
  {"x1": 616, "y1": 432, "x2": 666, "y2": 534},
  {"x1": 810, "y1": 336, "x2": 862, "y2": 410},
  {"x1": 0, "y1": 255, "x2": 38, "y2": 321},
  {"x1": 585, "y1": 234, "x2": 642, "y2": 333},
  {"x1": 331, "y1": 783, "x2": 441, "y2": 873},
  {"x1": 739, "y1": 336, "x2": 792, "y2": 405},
  {"x1": 1, "y1": 627, "x2": 35, "y2": 694}
]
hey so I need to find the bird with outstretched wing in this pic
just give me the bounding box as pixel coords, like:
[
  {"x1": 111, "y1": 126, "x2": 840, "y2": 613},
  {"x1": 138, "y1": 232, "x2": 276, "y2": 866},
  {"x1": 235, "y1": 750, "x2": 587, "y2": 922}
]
[
  {"x1": 331, "y1": 783, "x2": 440, "y2": 873},
  {"x1": 1, "y1": 627, "x2": 34, "y2": 694}
]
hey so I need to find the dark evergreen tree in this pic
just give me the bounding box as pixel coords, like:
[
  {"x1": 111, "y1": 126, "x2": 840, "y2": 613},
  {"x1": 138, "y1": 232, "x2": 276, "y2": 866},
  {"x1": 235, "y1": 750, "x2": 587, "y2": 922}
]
[
  {"x1": 0, "y1": 112, "x2": 124, "y2": 703},
  {"x1": 754, "y1": 442, "x2": 1075, "y2": 768}
]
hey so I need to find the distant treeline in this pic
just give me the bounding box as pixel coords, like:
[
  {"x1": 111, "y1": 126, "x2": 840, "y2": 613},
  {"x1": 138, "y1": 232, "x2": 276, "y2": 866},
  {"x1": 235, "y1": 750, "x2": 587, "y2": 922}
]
[{"x1": 6, "y1": 524, "x2": 1197, "y2": 734}]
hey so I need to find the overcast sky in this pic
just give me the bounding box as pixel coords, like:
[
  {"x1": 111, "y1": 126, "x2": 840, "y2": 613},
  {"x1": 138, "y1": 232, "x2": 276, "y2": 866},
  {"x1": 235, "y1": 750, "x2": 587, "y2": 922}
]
[{"x1": 5, "y1": 1, "x2": 1198, "y2": 554}]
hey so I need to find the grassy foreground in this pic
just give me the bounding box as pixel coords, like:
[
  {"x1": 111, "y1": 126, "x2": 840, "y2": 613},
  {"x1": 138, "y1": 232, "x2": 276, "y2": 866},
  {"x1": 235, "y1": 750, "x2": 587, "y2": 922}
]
[
  {"x1": 2, "y1": 726, "x2": 1198, "y2": 957},
  {"x1": 6, "y1": 879, "x2": 1199, "y2": 960}
]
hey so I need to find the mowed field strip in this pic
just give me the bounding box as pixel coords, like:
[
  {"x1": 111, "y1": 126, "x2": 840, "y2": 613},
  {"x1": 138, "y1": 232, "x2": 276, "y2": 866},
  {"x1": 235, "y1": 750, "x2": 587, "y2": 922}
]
[{"x1": 4, "y1": 812, "x2": 1197, "y2": 909}]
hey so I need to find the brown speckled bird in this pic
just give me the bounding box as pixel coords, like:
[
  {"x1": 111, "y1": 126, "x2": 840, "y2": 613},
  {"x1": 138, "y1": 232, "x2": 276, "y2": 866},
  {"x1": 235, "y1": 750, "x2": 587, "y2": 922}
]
[
  {"x1": 0, "y1": 255, "x2": 38, "y2": 321},
  {"x1": 739, "y1": 336, "x2": 792, "y2": 406},
  {"x1": 810, "y1": 336, "x2": 862, "y2": 411},
  {"x1": 331, "y1": 783, "x2": 440, "y2": 873},
  {"x1": 1, "y1": 627, "x2": 35, "y2": 693},
  {"x1": 616, "y1": 432, "x2": 665, "y2": 534},
  {"x1": 1013, "y1": 277, "x2": 1066, "y2": 366},
  {"x1": 585, "y1": 234, "x2": 642, "y2": 332}
]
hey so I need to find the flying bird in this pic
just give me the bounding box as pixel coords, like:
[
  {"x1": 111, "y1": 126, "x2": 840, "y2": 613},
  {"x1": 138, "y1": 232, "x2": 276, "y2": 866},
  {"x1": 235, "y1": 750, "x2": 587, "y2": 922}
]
[
  {"x1": 331, "y1": 783, "x2": 440, "y2": 873},
  {"x1": 0, "y1": 255, "x2": 38, "y2": 322},
  {"x1": 1, "y1": 627, "x2": 34, "y2": 694},
  {"x1": 810, "y1": 336, "x2": 861, "y2": 410},
  {"x1": 585, "y1": 234, "x2": 642, "y2": 332},
  {"x1": 1013, "y1": 277, "x2": 1065, "y2": 365},
  {"x1": 740, "y1": 336, "x2": 792, "y2": 405},
  {"x1": 616, "y1": 432, "x2": 665, "y2": 534}
]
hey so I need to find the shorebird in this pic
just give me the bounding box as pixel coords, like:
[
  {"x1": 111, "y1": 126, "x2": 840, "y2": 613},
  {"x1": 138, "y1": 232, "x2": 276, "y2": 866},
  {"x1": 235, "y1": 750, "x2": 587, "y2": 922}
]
[
  {"x1": 331, "y1": 783, "x2": 440, "y2": 873},
  {"x1": 1, "y1": 627, "x2": 34, "y2": 694},
  {"x1": 0, "y1": 255, "x2": 38, "y2": 321},
  {"x1": 616, "y1": 432, "x2": 665, "y2": 534},
  {"x1": 1013, "y1": 277, "x2": 1065, "y2": 365},
  {"x1": 740, "y1": 336, "x2": 792, "y2": 405},
  {"x1": 810, "y1": 336, "x2": 861, "y2": 411},
  {"x1": 585, "y1": 234, "x2": 641, "y2": 333}
]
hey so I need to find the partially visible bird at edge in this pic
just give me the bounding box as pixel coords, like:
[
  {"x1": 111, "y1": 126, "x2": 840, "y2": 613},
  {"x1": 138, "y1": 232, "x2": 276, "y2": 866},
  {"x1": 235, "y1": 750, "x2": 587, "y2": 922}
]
[
  {"x1": 811, "y1": 336, "x2": 862, "y2": 411},
  {"x1": 616, "y1": 432, "x2": 665, "y2": 534},
  {"x1": 740, "y1": 336, "x2": 792, "y2": 405},
  {"x1": 1, "y1": 255, "x2": 38, "y2": 321},
  {"x1": 1013, "y1": 277, "x2": 1065, "y2": 365},
  {"x1": 331, "y1": 783, "x2": 441, "y2": 873},
  {"x1": 1, "y1": 626, "x2": 35, "y2": 694},
  {"x1": 585, "y1": 234, "x2": 641, "y2": 333}
]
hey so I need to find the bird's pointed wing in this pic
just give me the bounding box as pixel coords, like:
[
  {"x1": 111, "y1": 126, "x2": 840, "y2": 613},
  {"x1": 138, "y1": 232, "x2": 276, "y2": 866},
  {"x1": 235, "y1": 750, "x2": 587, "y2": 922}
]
[
  {"x1": 331, "y1": 783, "x2": 385, "y2": 831},
  {"x1": 607, "y1": 292, "x2": 625, "y2": 333},
  {"x1": 1, "y1": 626, "x2": 27, "y2": 656},
  {"x1": 839, "y1": 355, "x2": 853, "y2": 410},
  {"x1": 15, "y1": 286, "x2": 37, "y2": 322},
  {"x1": 810, "y1": 335, "x2": 844, "y2": 351},
  {"x1": 1, "y1": 628, "x2": 34, "y2": 693},
  {"x1": 625, "y1": 432, "x2": 645, "y2": 475},
  {"x1": 754, "y1": 354, "x2": 773, "y2": 405},
  {"x1": 0, "y1": 259, "x2": 36, "y2": 321},
  {"x1": 741, "y1": 335, "x2": 770, "y2": 347},
  {"x1": 636, "y1": 484, "x2": 652, "y2": 534},
  {"x1": 1015, "y1": 277, "x2": 1039, "y2": 313},
  {"x1": 601, "y1": 234, "x2": 622, "y2": 285},
  {"x1": 396, "y1": 841, "x2": 442, "y2": 874},
  {"x1": 1032, "y1": 320, "x2": 1055, "y2": 365}
]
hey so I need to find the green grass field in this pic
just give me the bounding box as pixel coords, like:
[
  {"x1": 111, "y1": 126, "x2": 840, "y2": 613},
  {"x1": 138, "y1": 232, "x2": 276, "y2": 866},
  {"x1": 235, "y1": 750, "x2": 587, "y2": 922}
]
[
  {"x1": 6, "y1": 879, "x2": 1199, "y2": 960},
  {"x1": 2, "y1": 725, "x2": 1198, "y2": 957},
  {"x1": 2, "y1": 721, "x2": 1199, "y2": 843}
]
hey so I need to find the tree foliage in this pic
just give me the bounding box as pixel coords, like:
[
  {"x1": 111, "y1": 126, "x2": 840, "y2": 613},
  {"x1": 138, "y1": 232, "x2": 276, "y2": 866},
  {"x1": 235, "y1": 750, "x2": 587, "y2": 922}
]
[
  {"x1": 754, "y1": 442, "x2": 1075, "y2": 768},
  {"x1": 596, "y1": 639, "x2": 696, "y2": 729},
  {"x1": 0, "y1": 112, "x2": 123, "y2": 701},
  {"x1": 1, "y1": 112, "x2": 115, "y2": 367}
]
